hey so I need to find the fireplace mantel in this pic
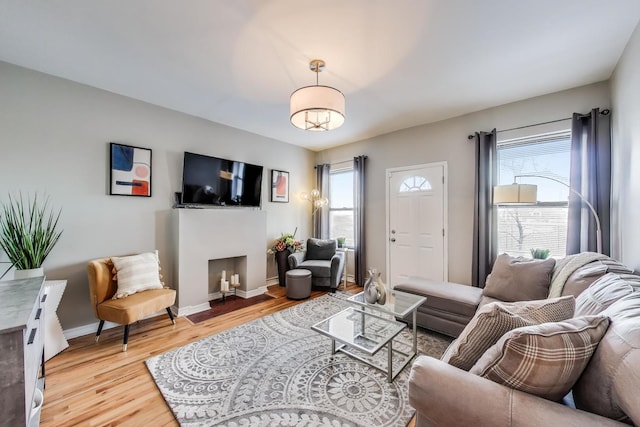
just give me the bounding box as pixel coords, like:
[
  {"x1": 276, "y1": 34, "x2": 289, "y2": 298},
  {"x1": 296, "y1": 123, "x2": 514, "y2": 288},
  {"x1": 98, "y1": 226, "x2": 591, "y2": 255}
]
[{"x1": 168, "y1": 208, "x2": 267, "y2": 316}]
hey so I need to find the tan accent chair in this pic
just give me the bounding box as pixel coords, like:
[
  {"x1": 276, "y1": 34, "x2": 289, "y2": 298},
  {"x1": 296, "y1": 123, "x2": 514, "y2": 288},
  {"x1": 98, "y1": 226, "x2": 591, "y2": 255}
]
[{"x1": 87, "y1": 256, "x2": 176, "y2": 351}]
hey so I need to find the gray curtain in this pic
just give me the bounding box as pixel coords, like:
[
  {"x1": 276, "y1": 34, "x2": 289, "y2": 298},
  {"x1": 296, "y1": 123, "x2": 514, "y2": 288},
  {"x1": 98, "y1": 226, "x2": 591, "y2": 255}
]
[
  {"x1": 567, "y1": 109, "x2": 611, "y2": 255},
  {"x1": 353, "y1": 155, "x2": 367, "y2": 286},
  {"x1": 314, "y1": 164, "x2": 331, "y2": 239},
  {"x1": 472, "y1": 130, "x2": 497, "y2": 288}
]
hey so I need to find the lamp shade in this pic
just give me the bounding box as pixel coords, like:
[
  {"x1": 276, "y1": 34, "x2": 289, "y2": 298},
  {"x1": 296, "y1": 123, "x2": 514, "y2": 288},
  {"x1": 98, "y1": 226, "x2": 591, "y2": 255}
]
[
  {"x1": 290, "y1": 85, "x2": 345, "y2": 131},
  {"x1": 493, "y1": 183, "x2": 537, "y2": 205}
]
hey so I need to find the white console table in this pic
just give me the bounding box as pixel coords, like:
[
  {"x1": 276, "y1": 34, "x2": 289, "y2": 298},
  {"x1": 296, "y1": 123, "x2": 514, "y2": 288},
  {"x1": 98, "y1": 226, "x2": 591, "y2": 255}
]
[{"x1": 44, "y1": 280, "x2": 68, "y2": 361}]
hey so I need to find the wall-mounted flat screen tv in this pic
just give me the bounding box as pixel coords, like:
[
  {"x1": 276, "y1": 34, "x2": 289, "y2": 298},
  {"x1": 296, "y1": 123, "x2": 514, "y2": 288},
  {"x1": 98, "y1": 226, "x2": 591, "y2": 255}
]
[{"x1": 181, "y1": 151, "x2": 263, "y2": 207}]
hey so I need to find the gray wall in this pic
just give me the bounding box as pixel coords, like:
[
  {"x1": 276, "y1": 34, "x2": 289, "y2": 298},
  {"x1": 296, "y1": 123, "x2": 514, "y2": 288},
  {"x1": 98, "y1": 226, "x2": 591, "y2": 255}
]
[
  {"x1": 316, "y1": 82, "x2": 611, "y2": 286},
  {"x1": 611, "y1": 20, "x2": 640, "y2": 271},
  {"x1": 0, "y1": 61, "x2": 315, "y2": 330}
]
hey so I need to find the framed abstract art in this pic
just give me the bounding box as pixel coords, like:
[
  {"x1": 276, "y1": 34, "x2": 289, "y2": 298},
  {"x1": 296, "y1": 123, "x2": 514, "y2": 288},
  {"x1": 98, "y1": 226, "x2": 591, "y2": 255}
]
[
  {"x1": 271, "y1": 170, "x2": 289, "y2": 203},
  {"x1": 109, "y1": 142, "x2": 152, "y2": 197}
]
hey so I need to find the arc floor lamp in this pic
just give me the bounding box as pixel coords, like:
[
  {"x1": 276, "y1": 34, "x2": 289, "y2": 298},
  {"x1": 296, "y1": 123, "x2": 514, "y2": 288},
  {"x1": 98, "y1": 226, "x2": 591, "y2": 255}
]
[{"x1": 493, "y1": 174, "x2": 602, "y2": 253}]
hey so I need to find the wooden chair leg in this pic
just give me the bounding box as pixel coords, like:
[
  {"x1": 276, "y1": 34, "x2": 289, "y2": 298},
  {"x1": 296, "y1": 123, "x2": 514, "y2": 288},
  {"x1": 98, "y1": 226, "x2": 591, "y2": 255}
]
[
  {"x1": 122, "y1": 324, "x2": 130, "y2": 352},
  {"x1": 95, "y1": 320, "x2": 105, "y2": 342},
  {"x1": 166, "y1": 307, "x2": 176, "y2": 325}
]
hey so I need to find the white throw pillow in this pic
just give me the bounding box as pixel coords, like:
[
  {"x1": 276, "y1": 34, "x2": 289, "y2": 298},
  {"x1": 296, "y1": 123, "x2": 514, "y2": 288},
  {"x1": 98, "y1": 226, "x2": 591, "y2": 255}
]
[{"x1": 111, "y1": 251, "x2": 163, "y2": 299}]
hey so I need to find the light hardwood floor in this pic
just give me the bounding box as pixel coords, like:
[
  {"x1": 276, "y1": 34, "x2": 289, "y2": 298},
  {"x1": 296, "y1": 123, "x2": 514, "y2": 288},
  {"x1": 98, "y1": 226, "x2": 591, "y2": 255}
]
[{"x1": 41, "y1": 283, "x2": 416, "y2": 427}]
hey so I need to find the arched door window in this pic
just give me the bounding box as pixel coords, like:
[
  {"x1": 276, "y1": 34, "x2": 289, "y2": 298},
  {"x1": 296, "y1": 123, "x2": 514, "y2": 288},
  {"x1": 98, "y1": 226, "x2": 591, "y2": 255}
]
[{"x1": 399, "y1": 176, "x2": 432, "y2": 192}]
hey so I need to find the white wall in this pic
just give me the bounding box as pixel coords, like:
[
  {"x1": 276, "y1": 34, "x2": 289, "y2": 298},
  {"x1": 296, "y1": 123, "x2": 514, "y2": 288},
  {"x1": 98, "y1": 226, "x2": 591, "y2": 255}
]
[
  {"x1": 611, "y1": 21, "x2": 640, "y2": 271},
  {"x1": 0, "y1": 61, "x2": 315, "y2": 330},
  {"x1": 316, "y1": 82, "x2": 611, "y2": 286}
]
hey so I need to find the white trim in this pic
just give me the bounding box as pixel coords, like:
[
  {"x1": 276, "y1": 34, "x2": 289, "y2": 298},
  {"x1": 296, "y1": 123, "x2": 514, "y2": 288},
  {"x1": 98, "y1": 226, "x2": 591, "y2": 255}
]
[
  {"x1": 238, "y1": 285, "x2": 268, "y2": 298},
  {"x1": 207, "y1": 285, "x2": 269, "y2": 301},
  {"x1": 61, "y1": 283, "x2": 271, "y2": 340},
  {"x1": 385, "y1": 161, "x2": 449, "y2": 287},
  {"x1": 330, "y1": 160, "x2": 354, "y2": 172},
  {"x1": 63, "y1": 309, "x2": 176, "y2": 340},
  {"x1": 64, "y1": 321, "x2": 118, "y2": 340},
  {"x1": 175, "y1": 302, "x2": 212, "y2": 317}
]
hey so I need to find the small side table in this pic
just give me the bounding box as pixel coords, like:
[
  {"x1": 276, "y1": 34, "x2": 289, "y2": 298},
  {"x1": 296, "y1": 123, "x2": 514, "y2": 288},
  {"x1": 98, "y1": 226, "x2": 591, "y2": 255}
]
[
  {"x1": 44, "y1": 280, "x2": 69, "y2": 361},
  {"x1": 336, "y1": 247, "x2": 349, "y2": 290}
]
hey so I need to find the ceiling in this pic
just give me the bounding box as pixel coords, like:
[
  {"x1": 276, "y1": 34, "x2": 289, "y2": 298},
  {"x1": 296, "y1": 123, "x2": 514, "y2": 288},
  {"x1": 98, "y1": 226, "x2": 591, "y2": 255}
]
[{"x1": 1, "y1": 1, "x2": 639, "y2": 151}]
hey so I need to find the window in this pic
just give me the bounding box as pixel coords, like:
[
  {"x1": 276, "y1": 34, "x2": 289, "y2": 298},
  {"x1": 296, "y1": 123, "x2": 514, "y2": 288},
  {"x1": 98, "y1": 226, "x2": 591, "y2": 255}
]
[
  {"x1": 496, "y1": 131, "x2": 571, "y2": 258},
  {"x1": 399, "y1": 176, "x2": 432, "y2": 192},
  {"x1": 329, "y1": 169, "x2": 354, "y2": 247}
]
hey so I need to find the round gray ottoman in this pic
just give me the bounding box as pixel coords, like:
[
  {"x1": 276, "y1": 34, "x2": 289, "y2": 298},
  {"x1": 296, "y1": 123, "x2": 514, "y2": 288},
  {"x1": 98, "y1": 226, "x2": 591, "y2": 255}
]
[{"x1": 286, "y1": 269, "x2": 312, "y2": 300}]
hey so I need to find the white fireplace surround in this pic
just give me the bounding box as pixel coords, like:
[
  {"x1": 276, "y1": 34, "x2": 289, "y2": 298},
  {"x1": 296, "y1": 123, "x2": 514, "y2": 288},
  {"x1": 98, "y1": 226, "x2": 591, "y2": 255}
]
[{"x1": 169, "y1": 208, "x2": 267, "y2": 316}]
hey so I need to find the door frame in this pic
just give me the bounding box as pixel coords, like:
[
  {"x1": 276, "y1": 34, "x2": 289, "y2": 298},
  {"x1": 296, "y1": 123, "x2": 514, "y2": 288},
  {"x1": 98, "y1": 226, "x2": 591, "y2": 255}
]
[{"x1": 385, "y1": 161, "x2": 449, "y2": 287}]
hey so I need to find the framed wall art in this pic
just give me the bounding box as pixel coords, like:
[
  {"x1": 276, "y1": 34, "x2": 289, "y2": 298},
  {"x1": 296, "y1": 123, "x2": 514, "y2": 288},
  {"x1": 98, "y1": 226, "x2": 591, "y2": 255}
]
[
  {"x1": 109, "y1": 142, "x2": 152, "y2": 197},
  {"x1": 271, "y1": 169, "x2": 289, "y2": 203}
]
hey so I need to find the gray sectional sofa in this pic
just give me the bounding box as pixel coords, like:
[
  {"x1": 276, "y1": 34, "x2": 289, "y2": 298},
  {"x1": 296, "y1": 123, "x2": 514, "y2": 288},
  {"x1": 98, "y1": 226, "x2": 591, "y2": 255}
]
[{"x1": 396, "y1": 253, "x2": 640, "y2": 426}]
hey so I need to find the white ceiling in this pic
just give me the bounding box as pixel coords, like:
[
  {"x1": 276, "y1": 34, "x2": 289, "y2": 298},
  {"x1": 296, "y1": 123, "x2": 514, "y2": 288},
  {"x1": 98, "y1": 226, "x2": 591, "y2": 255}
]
[{"x1": 1, "y1": 1, "x2": 639, "y2": 151}]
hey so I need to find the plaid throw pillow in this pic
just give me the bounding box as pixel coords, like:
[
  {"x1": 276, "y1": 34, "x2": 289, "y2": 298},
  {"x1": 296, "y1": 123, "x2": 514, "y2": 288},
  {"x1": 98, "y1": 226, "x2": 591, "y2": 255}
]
[
  {"x1": 470, "y1": 315, "x2": 610, "y2": 401},
  {"x1": 111, "y1": 250, "x2": 163, "y2": 299},
  {"x1": 441, "y1": 296, "x2": 575, "y2": 371}
]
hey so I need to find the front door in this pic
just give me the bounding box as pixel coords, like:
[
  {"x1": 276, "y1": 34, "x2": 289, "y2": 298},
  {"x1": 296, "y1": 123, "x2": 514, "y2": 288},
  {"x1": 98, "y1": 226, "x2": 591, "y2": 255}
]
[{"x1": 387, "y1": 162, "x2": 447, "y2": 287}]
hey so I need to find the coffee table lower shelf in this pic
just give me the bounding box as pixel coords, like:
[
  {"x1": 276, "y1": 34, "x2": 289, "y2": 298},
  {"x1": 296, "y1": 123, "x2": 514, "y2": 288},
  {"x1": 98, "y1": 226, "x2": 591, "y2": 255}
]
[{"x1": 312, "y1": 307, "x2": 416, "y2": 382}]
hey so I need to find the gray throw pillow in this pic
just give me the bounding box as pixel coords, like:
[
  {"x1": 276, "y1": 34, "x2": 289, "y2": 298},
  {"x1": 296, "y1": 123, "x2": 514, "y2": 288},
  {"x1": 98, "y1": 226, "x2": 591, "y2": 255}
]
[
  {"x1": 305, "y1": 238, "x2": 336, "y2": 260},
  {"x1": 483, "y1": 253, "x2": 556, "y2": 302}
]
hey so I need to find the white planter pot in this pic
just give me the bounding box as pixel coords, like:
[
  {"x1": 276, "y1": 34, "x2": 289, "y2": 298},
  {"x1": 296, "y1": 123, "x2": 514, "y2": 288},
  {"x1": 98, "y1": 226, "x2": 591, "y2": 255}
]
[{"x1": 14, "y1": 267, "x2": 44, "y2": 279}]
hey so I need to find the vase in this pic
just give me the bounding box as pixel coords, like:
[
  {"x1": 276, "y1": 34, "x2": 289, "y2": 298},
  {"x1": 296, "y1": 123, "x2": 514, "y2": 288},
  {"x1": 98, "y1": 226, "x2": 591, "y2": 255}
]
[
  {"x1": 275, "y1": 249, "x2": 291, "y2": 287},
  {"x1": 363, "y1": 274, "x2": 378, "y2": 304},
  {"x1": 14, "y1": 267, "x2": 44, "y2": 279},
  {"x1": 363, "y1": 268, "x2": 387, "y2": 304},
  {"x1": 375, "y1": 272, "x2": 387, "y2": 305}
]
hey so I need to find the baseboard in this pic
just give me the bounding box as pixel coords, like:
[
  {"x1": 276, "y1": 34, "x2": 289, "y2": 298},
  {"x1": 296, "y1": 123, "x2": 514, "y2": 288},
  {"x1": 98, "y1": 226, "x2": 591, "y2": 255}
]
[
  {"x1": 266, "y1": 276, "x2": 279, "y2": 286},
  {"x1": 175, "y1": 302, "x2": 212, "y2": 317},
  {"x1": 64, "y1": 320, "x2": 119, "y2": 340},
  {"x1": 63, "y1": 285, "x2": 271, "y2": 339},
  {"x1": 238, "y1": 285, "x2": 268, "y2": 298},
  {"x1": 63, "y1": 310, "x2": 175, "y2": 340}
]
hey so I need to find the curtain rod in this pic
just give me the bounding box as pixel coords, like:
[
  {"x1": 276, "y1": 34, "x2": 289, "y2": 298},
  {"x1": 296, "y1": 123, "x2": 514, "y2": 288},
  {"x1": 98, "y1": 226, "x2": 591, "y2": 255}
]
[
  {"x1": 467, "y1": 108, "x2": 610, "y2": 140},
  {"x1": 314, "y1": 156, "x2": 367, "y2": 168}
]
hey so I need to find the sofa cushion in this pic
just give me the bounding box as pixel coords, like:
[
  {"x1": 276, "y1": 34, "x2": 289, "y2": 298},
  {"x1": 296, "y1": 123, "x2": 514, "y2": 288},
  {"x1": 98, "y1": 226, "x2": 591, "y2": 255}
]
[
  {"x1": 97, "y1": 288, "x2": 176, "y2": 324},
  {"x1": 111, "y1": 251, "x2": 163, "y2": 299},
  {"x1": 483, "y1": 254, "x2": 556, "y2": 302},
  {"x1": 395, "y1": 279, "x2": 483, "y2": 318},
  {"x1": 297, "y1": 260, "x2": 332, "y2": 278},
  {"x1": 573, "y1": 294, "x2": 640, "y2": 423},
  {"x1": 305, "y1": 238, "x2": 336, "y2": 260},
  {"x1": 441, "y1": 296, "x2": 575, "y2": 371},
  {"x1": 470, "y1": 315, "x2": 610, "y2": 401},
  {"x1": 575, "y1": 273, "x2": 640, "y2": 316}
]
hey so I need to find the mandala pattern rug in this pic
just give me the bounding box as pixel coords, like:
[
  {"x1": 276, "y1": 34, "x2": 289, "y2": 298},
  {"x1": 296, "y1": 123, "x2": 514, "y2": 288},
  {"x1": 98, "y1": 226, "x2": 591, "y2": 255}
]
[{"x1": 146, "y1": 293, "x2": 452, "y2": 427}]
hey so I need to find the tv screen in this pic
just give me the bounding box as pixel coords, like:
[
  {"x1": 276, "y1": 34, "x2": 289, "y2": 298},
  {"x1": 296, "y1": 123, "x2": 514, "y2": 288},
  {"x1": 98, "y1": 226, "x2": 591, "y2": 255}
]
[{"x1": 181, "y1": 152, "x2": 263, "y2": 207}]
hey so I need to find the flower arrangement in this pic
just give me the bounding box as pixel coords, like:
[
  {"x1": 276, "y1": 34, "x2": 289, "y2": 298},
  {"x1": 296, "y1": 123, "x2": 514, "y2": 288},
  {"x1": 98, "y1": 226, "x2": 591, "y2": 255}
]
[{"x1": 267, "y1": 229, "x2": 303, "y2": 254}]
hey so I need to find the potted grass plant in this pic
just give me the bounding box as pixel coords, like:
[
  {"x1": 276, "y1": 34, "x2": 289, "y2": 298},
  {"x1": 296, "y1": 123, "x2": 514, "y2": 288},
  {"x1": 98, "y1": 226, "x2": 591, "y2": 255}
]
[
  {"x1": 530, "y1": 248, "x2": 550, "y2": 259},
  {"x1": 0, "y1": 193, "x2": 63, "y2": 279}
]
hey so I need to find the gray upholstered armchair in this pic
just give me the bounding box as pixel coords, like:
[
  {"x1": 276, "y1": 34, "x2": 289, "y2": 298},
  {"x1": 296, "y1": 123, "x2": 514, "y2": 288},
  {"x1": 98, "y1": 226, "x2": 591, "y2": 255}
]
[{"x1": 288, "y1": 238, "x2": 345, "y2": 292}]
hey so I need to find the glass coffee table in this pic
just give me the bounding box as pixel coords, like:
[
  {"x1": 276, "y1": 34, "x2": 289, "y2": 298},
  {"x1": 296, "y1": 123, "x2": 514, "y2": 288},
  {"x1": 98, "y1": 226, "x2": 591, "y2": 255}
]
[
  {"x1": 347, "y1": 290, "x2": 427, "y2": 355},
  {"x1": 312, "y1": 307, "x2": 408, "y2": 382}
]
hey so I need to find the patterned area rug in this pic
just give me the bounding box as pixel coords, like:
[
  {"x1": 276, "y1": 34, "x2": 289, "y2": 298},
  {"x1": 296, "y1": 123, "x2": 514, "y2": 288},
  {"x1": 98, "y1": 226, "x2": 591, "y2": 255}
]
[{"x1": 146, "y1": 293, "x2": 452, "y2": 427}]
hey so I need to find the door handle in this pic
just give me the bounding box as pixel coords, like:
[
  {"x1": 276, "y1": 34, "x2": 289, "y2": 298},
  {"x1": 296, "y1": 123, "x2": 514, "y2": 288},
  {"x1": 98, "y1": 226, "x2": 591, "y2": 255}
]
[{"x1": 390, "y1": 238, "x2": 396, "y2": 242}]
